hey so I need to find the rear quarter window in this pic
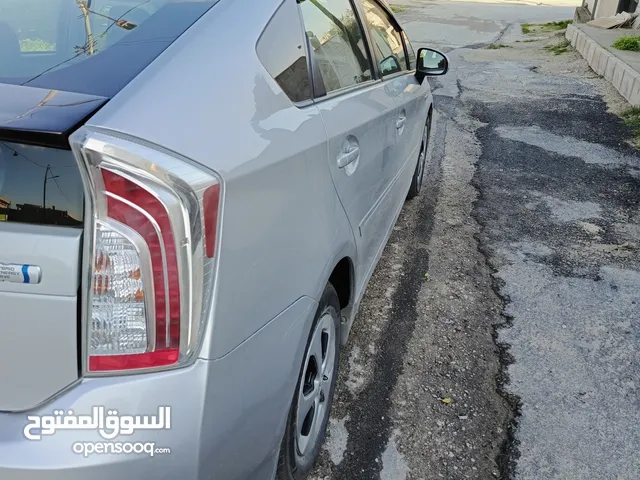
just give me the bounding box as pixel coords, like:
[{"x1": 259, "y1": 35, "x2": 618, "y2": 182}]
[{"x1": 256, "y1": 0, "x2": 312, "y2": 103}]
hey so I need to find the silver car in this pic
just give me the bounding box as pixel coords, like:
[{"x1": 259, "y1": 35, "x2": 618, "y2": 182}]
[{"x1": 0, "y1": 0, "x2": 447, "y2": 478}]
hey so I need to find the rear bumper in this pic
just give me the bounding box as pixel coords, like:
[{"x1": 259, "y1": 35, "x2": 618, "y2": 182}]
[
  {"x1": 0, "y1": 362, "x2": 207, "y2": 480},
  {"x1": 0, "y1": 296, "x2": 317, "y2": 480}
]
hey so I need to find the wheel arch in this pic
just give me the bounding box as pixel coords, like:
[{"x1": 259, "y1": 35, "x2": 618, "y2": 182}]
[{"x1": 328, "y1": 256, "x2": 354, "y2": 312}]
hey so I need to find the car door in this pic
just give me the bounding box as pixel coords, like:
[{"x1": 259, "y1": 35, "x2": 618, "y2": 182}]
[
  {"x1": 298, "y1": 0, "x2": 401, "y2": 281},
  {"x1": 360, "y1": 0, "x2": 430, "y2": 196}
]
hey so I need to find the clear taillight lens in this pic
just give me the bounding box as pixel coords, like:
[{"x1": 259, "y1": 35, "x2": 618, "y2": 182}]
[
  {"x1": 70, "y1": 129, "x2": 221, "y2": 374},
  {"x1": 91, "y1": 222, "x2": 148, "y2": 356}
]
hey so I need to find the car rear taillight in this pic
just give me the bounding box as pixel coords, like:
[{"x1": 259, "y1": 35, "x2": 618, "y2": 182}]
[{"x1": 70, "y1": 129, "x2": 221, "y2": 374}]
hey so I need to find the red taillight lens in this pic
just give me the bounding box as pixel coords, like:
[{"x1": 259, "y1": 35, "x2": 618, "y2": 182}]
[
  {"x1": 203, "y1": 184, "x2": 220, "y2": 259},
  {"x1": 103, "y1": 170, "x2": 181, "y2": 349},
  {"x1": 71, "y1": 130, "x2": 221, "y2": 374},
  {"x1": 89, "y1": 349, "x2": 179, "y2": 371}
]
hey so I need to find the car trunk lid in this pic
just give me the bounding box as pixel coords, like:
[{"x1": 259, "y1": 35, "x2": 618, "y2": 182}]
[{"x1": 0, "y1": 83, "x2": 105, "y2": 411}]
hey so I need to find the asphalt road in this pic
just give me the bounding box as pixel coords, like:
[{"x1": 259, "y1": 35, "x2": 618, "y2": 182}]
[{"x1": 311, "y1": 1, "x2": 640, "y2": 479}]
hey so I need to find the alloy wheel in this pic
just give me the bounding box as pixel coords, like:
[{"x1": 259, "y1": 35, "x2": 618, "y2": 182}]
[
  {"x1": 295, "y1": 312, "x2": 336, "y2": 457},
  {"x1": 416, "y1": 117, "x2": 431, "y2": 189}
]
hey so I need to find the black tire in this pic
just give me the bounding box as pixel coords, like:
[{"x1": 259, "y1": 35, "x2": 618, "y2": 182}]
[
  {"x1": 407, "y1": 112, "x2": 432, "y2": 200},
  {"x1": 276, "y1": 283, "x2": 342, "y2": 480}
]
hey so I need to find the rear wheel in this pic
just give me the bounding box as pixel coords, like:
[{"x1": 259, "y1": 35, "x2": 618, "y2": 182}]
[
  {"x1": 276, "y1": 283, "x2": 341, "y2": 480},
  {"x1": 407, "y1": 112, "x2": 432, "y2": 200}
]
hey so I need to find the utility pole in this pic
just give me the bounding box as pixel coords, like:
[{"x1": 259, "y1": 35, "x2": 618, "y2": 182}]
[
  {"x1": 76, "y1": 0, "x2": 95, "y2": 55},
  {"x1": 42, "y1": 165, "x2": 59, "y2": 223}
]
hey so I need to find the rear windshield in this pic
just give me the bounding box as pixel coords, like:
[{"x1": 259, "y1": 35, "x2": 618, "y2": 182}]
[
  {"x1": 0, "y1": 0, "x2": 218, "y2": 97},
  {"x1": 0, "y1": 142, "x2": 83, "y2": 227}
]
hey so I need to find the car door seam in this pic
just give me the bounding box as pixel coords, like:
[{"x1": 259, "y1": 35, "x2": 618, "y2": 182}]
[
  {"x1": 358, "y1": 144, "x2": 415, "y2": 233},
  {"x1": 316, "y1": 105, "x2": 360, "y2": 259}
]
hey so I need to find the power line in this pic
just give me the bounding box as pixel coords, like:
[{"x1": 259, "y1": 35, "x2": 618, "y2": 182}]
[
  {"x1": 22, "y1": 0, "x2": 152, "y2": 85},
  {"x1": 1, "y1": 143, "x2": 78, "y2": 171},
  {"x1": 21, "y1": 52, "x2": 83, "y2": 85},
  {"x1": 1, "y1": 142, "x2": 46, "y2": 168},
  {"x1": 51, "y1": 164, "x2": 79, "y2": 169},
  {"x1": 100, "y1": 0, "x2": 152, "y2": 37},
  {"x1": 51, "y1": 175, "x2": 80, "y2": 210}
]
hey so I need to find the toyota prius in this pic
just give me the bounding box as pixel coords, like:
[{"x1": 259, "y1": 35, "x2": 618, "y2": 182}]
[{"x1": 0, "y1": 0, "x2": 448, "y2": 478}]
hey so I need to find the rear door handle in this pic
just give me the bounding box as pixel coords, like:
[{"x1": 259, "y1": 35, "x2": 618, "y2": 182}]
[
  {"x1": 396, "y1": 116, "x2": 406, "y2": 130},
  {"x1": 337, "y1": 147, "x2": 360, "y2": 168}
]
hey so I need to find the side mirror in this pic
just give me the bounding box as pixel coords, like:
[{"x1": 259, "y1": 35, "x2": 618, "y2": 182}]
[
  {"x1": 415, "y1": 48, "x2": 449, "y2": 83},
  {"x1": 380, "y1": 55, "x2": 401, "y2": 75}
]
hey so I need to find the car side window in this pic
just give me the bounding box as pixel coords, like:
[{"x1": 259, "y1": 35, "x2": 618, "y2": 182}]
[
  {"x1": 361, "y1": 0, "x2": 407, "y2": 75},
  {"x1": 299, "y1": 0, "x2": 372, "y2": 94},
  {"x1": 256, "y1": 0, "x2": 312, "y2": 102},
  {"x1": 402, "y1": 31, "x2": 416, "y2": 70}
]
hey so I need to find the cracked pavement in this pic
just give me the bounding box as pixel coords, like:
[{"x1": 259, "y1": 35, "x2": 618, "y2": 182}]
[{"x1": 311, "y1": 1, "x2": 640, "y2": 479}]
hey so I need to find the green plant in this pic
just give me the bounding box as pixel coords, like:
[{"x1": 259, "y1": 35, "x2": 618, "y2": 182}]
[
  {"x1": 390, "y1": 5, "x2": 405, "y2": 13},
  {"x1": 486, "y1": 43, "x2": 512, "y2": 49},
  {"x1": 522, "y1": 20, "x2": 572, "y2": 35},
  {"x1": 612, "y1": 36, "x2": 640, "y2": 51},
  {"x1": 620, "y1": 107, "x2": 640, "y2": 146},
  {"x1": 19, "y1": 38, "x2": 55, "y2": 52},
  {"x1": 544, "y1": 39, "x2": 571, "y2": 55},
  {"x1": 547, "y1": 20, "x2": 573, "y2": 29}
]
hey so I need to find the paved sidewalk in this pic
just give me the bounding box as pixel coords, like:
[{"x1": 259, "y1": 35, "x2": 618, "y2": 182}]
[{"x1": 567, "y1": 23, "x2": 640, "y2": 105}]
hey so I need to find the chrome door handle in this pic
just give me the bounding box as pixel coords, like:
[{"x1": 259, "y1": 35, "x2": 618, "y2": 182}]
[
  {"x1": 396, "y1": 116, "x2": 406, "y2": 129},
  {"x1": 337, "y1": 147, "x2": 360, "y2": 168}
]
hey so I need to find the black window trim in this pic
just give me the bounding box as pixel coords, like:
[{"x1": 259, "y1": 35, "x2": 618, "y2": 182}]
[
  {"x1": 290, "y1": 0, "x2": 415, "y2": 105},
  {"x1": 347, "y1": 0, "x2": 377, "y2": 81},
  {"x1": 295, "y1": 0, "x2": 324, "y2": 103},
  {"x1": 358, "y1": 0, "x2": 411, "y2": 77},
  {"x1": 312, "y1": 77, "x2": 382, "y2": 104},
  {"x1": 401, "y1": 30, "x2": 415, "y2": 70},
  {"x1": 295, "y1": 0, "x2": 379, "y2": 102},
  {"x1": 303, "y1": 24, "x2": 327, "y2": 100},
  {"x1": 352, "y1": 0, "x2": 382, "y2": 80}
]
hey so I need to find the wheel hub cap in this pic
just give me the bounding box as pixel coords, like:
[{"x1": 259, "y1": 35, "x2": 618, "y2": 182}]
[
  {"x1": 417, "y1": 122, "x2": 429, "y2": 185},
  {"x1": 295, "y1": 313, "x2": 336, "y2": 457}
]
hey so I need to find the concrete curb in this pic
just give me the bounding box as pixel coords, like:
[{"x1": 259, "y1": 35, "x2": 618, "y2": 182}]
[{"x1": 567, "y1": 24, "x2": 640, "y2": 105}]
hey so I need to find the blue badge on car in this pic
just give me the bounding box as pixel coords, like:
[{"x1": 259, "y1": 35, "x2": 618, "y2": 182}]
[{"x1": 0, "y1": 263, "x2": 42, "y2": 284}]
